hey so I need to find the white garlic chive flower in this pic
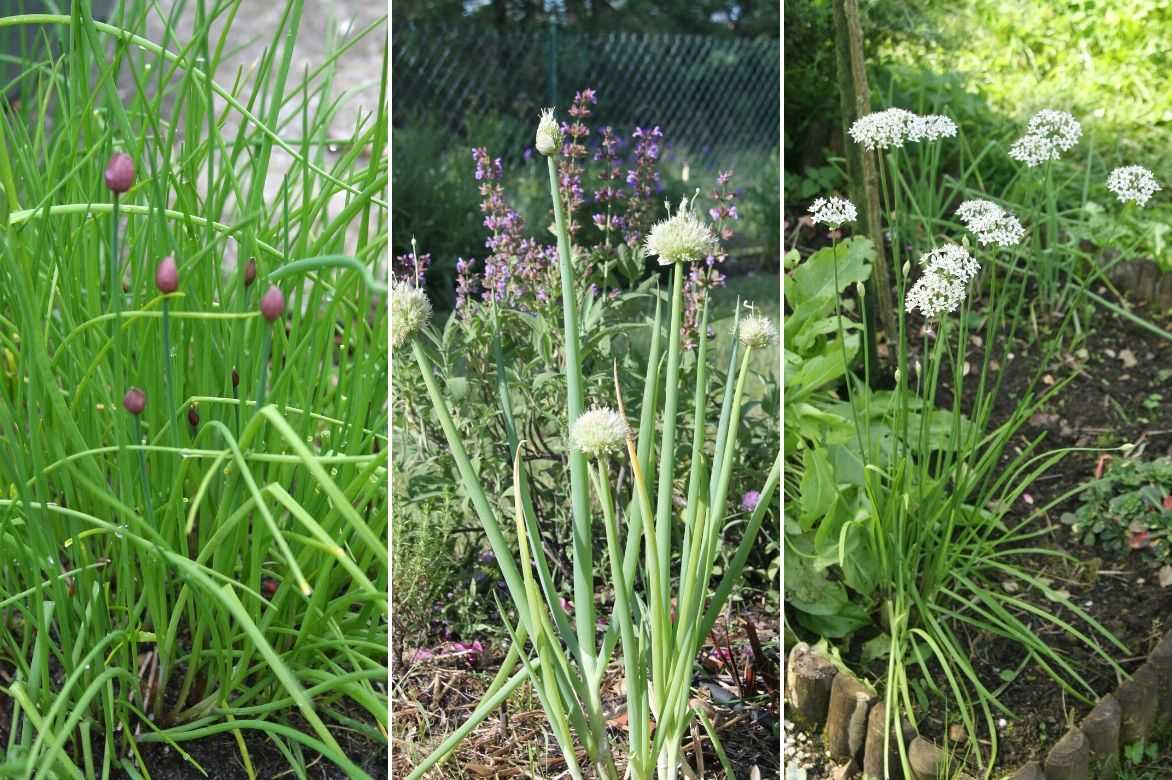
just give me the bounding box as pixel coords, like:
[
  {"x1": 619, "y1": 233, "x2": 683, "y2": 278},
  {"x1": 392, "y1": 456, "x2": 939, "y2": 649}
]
[
  {"x1": 955, "y1": 199, "x2": 1026, "y2": 247},
  {"x1": 848, "y1": 108, "x2": 957, "y2": 151},
  {"x1": 390, "y1": 279, "x2": 432, "y2": 348},
  {"x1": 738, "y1": 314, "x2": 777, "y2": 349},
  {"x1": 848, "y1": 108, "x2": 916, "y2": 150},
  {"x1": 644, "y1": 197, "x2": 717, "y2": 266},
  {"x1": 905, "y1": 244, "x2": 981, "y2": 318},
  {"x1": 569, "y1": 407, "x2": 629, "y2": 458},
  {"x1": 1107, "y1": 165, "x2": 1161, "y2": 207},
  {"x1": 907, "y1": 114, "x2": 958, "y2": 143},
  {"x1": 809, "y1": 196, "x2": 858, "y2": 229},
  {"x1": 1009, "y1": 109, "x2": 1081, "y2": 167},
  {"x1": 535, "y1": 108, "x2": 563, "y2": 157}
]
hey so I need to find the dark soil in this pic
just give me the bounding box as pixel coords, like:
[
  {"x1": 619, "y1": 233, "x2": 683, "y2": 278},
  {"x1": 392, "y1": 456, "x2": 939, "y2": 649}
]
[
  {"x1": 135, "y1": 719, "x2": 388, "y2": 779},
  {"x1": 0, "y1": 683, "x2": 387, "y2": 779},
  {"x1": 899, "y1": 293, "x2": 1172, "y2": 773},
  {"x1": 948, "y1": 297, "x2": 1172, "y2": 772}
]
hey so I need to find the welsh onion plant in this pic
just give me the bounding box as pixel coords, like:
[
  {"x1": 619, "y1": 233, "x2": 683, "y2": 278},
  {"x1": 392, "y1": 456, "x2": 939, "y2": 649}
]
[
  {"x1": 0, "y1": 2, "x2": 387, "y2": 777},
  {"x1": 801, "y1": 181, "x2": 1128, "y2": 775},
  {"x1": 399, "y1": 108, "x2": 781, "y2": 780}
]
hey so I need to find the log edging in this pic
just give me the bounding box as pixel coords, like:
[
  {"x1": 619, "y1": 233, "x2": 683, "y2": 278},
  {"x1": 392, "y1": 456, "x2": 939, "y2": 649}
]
[{"x1": 784, "y1": 628, "x2": 1172, "y2": 779}]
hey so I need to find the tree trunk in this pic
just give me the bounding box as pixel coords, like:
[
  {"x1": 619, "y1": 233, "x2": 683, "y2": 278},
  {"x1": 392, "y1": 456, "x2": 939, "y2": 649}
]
[{"x1": 832, "y1": 0, "x2": 896, "y2": 347}]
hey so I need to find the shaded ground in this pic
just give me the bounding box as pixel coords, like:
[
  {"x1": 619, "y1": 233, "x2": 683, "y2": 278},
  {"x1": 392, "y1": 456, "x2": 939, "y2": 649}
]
[{"x1": 931, "y1": 293, "x2": 1172, "y2": 772}]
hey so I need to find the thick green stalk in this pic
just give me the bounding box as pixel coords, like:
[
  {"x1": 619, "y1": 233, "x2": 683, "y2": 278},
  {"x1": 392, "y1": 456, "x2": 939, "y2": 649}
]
[
  {"x1": 655, "y1": 265, "x2": 685, "y2": 580},
  {"x1": 546, "y1": 155, "x2": 597, "y2": 678},
  {"x1": 593, "y1": 461, "x2": 646, "y2": 778}
]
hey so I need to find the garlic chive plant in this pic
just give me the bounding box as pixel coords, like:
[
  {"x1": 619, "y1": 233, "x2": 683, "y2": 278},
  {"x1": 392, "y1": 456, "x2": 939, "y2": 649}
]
[{"x1": 405, "y1": 108, "x2": 780, "y2": 780}]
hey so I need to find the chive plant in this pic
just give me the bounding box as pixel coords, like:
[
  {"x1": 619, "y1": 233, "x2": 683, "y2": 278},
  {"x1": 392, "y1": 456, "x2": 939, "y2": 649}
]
[
  {"x1": 0, "y1": 2, "x2": 387, "y2": 776},
  {"x1": 401, "y1": 108, "x2": 780, "y2": 780},
  {"x1": 804, "y1": 105, "x2": 1138, "y2": 776}
]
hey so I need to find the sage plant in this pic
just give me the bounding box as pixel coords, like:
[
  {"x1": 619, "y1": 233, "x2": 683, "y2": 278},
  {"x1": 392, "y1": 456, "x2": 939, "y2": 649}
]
[{"x1": 402, "y1": 109, "x2": 780, "y2": 780}]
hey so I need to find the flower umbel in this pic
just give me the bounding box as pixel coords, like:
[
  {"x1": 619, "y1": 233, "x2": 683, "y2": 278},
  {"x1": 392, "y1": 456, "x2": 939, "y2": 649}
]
[
  {"x1": 644, "y1": 198, "x2": 717, "y2": 266},
  {"x1": 1107, "y1": 165, "x2": 1161, "y2": 207},
  {"x1": 569, "y1": 407, "x2": 629, "y2": 459},
  {"x1": 1009, "y1": 109, "x2": 1081, "y2": 167},
  {"x1": 738, "y1": 314, "x2": 777, "y2": 349},
  {"x1": 848, "y1": 108, "x2": 916, "y2": 150},
  {"x1": 535, "y1": 108, "x2": 563, "y2": 157},
  {"x1": 809, "y1": 196, "x2": 857, "y2": 230},
  {"x1": 390, "y1": 280, "x2": 432, "y2": 349},
  {"x1": 905, "y1": 244, "x2": 981, "y2": 318},
  {"x1": 955, "y1": 200, "x2": 1026, "y2": 247}
]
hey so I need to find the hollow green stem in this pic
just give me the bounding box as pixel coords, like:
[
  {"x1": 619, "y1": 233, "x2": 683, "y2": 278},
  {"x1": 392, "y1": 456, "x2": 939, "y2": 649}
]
[
  {"x1": 161, "y1": 299, "x2": 178, "y2": 445},
  {"x1": 131, "y1": 416, "x2": 154, "y2": 523},
  {"x1": 546, "y1": 155, "x2": 597, "y2": 681},
  {"x1": 255, "y1": 325, "x2": 272, "y2": 415}
]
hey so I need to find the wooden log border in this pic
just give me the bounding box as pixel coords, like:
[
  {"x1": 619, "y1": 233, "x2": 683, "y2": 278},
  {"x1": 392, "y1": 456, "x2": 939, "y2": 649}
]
[{"x1": 783, "y1": 629, "x2": 1172, "y2": 780}]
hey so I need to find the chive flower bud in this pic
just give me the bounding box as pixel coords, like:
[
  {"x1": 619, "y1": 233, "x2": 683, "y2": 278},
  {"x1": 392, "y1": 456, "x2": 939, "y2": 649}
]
[
  {"x1": 244, "y1": 257, "x2": 257, "y2": 287},
  {"x1": 738, "y1": 315, "x2": 777, "y2": 349},
  {"x1": 123, "y1": 387, "x2": 146, "y2": 415},
  {"x1": 155, "y1": 256, "x2": 179, "y2": 294},
  {"x1": 390, "y1": 279, "x2": 432, "y2": 348},
  {"x1": 535, "y1": 108, "x2": 563, "y2": 157},
  {"x1": 104, "y1": 153, "x2": 135, "y2": 194},
  {"x1": 644, "y1": 198, "x2": 717, "y2": 266},
  {"x1": 260, "y1": 285, "x2": 285, "y2": 322},
  {"x1": 569, "y1": 407, "x2": 629, "y2": 459}
]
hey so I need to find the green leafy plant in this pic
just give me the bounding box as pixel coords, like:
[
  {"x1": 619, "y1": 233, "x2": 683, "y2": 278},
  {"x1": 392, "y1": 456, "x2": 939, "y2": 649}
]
[{"x1": 1061, "y1": 457, "x2": 1172, "y2": 562}]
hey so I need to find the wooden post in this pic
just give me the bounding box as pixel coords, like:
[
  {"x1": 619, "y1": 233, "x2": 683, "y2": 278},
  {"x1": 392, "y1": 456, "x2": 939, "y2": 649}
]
[
  {"x1": 832, "y1": 0, "x2": 896, "y2": 345},
  {"x1": 787, "y1": 642, "x2": 838, "y2": 730}
]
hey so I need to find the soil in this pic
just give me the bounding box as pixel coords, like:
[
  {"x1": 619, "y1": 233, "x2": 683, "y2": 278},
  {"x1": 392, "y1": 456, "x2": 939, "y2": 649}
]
[
  {"x1": 392, "y1": 600, "x2": 780, "y2": 779},
  {"x1": 932, "y1": 293, "x2": 1172, "y2": 772},
  {"x1": 136, "y1": 720, "x2": 388, "y2": 780}
]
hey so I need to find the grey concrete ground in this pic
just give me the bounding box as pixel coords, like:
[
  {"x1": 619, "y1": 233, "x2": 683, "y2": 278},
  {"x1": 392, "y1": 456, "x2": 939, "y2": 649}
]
[{"x1": 138, "y1": 0, "x2": 388, "y2": 260}]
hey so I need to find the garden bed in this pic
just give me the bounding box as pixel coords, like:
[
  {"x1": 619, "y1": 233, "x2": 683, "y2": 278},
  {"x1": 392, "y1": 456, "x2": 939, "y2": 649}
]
[{"x1": 393, "y1": 600, "x2": 781, "y2": 778}]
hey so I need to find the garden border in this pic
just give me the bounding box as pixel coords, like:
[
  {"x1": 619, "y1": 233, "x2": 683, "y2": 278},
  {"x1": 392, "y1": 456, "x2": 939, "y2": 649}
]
[{"x1": 784, "y1": 628, "x2": 1172, "y2": 779}]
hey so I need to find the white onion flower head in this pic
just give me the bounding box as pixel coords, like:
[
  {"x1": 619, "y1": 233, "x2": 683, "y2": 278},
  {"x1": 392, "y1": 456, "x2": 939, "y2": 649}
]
[
  {"x1": 570, "y1": 407, "x2": 629, "y2": 458},
  {"x1": 644, "y1": 198, "x2": 717, "y2": 266},
  {"x1": 848, "y1": 108, "x2": 916, "y2": 150},
  {"x1": 905, "y1": 244, "x2": 980, "y2": 318},
  {"x1": 1107, "y1": 166, "x2": 1161, "y2": 207},
  {"x1": 956, "y1": 199, "x2": 1026, "y2": 247},
  {"x1": 390, "y1": 280, "x2": 432, "y2": 348},
  {"x1": 738, "y1": 314, "x2": 777, "y2": 349},
  {"x1": 535, "y1": 108, "x2": 563, "y2": 157},
  {"x1": 907, "y1": 114, "x2": 958, "y2": 143},
  {"x1": 809, "y1": 196, "x2": 857, "y2": 229}
]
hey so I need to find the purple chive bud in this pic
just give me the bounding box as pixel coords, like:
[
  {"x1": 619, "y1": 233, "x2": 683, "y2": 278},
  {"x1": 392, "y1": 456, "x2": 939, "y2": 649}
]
[
  {"x1": 123, "y1": 387, "x2": 146, "y2": 416},
  {"x1": 231, "y1": 368, "x2": 240, "y2": 388},
  {"x1": 155, "y1": 256, "x2": 179, "y2": 294},
  {"x1": 104, "y1": 153, "x2": 135, "y2": 194},
  {"x1": 740, "y1": 490, "x2": 762, "y2": 513},
  {"x1": 260, "y1": 285, "x2": 285, "y2": 322},
  {"x1": 244, "y1": 258, "x2": 257, "y2": 288},
  {"x1": 187, "y1": 404, "x2": 199, "y2": 428}
]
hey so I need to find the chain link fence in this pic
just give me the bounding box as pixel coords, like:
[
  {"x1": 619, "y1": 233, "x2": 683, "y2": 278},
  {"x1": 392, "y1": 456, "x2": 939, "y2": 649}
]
[{"x1": 392, "y1": 22, "x2": 778, "y2": 169}]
